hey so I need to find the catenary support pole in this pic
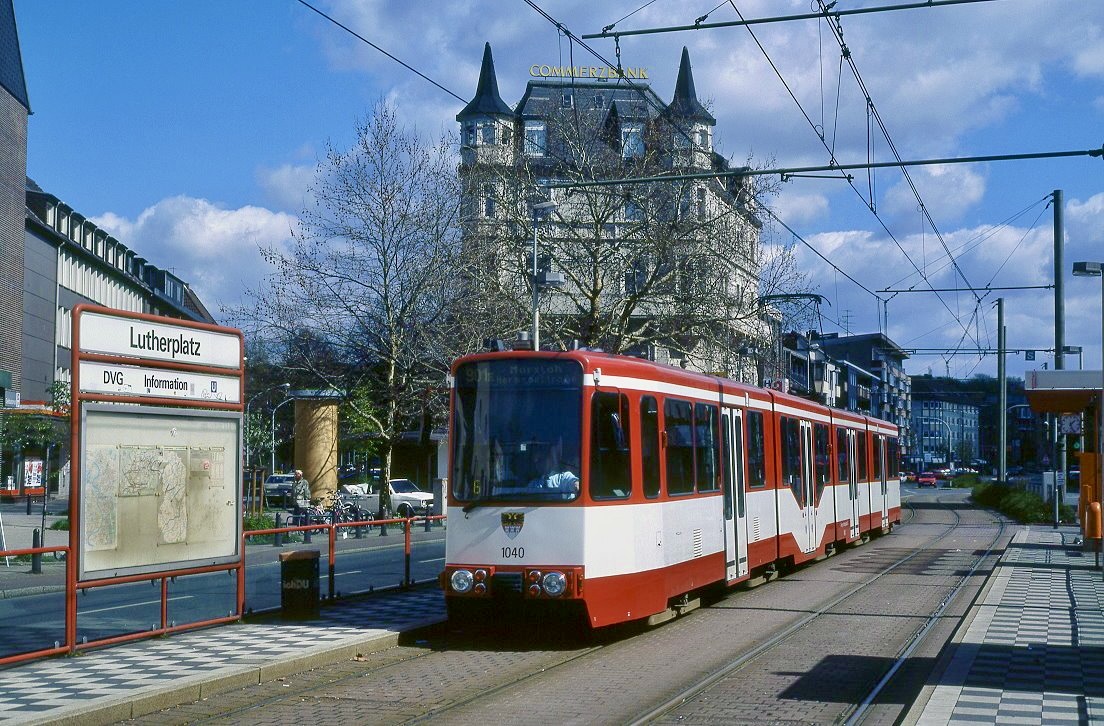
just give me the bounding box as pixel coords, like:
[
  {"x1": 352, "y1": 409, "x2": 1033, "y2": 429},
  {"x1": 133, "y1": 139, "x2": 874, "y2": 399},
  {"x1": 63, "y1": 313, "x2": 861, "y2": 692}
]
[
  {"x1": 1054, "y1": 190, "x2": 1065, "y2": 528},
  {"x1": 998, "y1": 298, "x2": 1007, "y2": 484}
]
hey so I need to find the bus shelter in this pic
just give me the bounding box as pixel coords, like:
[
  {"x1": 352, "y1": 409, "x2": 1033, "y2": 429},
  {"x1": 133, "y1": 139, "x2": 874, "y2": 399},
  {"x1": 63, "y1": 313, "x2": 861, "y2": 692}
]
[{"x1": 1025, "y1": 369, "x2": 1103, "y2": 539}]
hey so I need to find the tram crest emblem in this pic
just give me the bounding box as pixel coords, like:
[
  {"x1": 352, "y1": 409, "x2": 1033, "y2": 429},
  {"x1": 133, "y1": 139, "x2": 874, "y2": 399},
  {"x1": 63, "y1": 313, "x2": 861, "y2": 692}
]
[{"x1": 501, "y1": 512, "x2": 525, "y2": 539}]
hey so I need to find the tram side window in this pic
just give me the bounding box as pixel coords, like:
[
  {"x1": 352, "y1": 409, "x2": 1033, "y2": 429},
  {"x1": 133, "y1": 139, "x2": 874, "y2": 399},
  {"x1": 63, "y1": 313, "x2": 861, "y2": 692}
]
[
  {"x1": 887, "y1": 438, "x2": 900, "y2": 478},
  {"x1": 641, "y1": 396, "x2": 661, "y2": 498},
  {"x1": 836, "y1": 428, "x2": 850, "y2": 482},
  {"x1": 814, "y1": 423, "x2": 830, "y2": 501},
  {"x1": 665, "y1": 398, "x2": 695, "y2": 495},
  {"x1": 590, "y1": 391, "x2": 632, "y2": 499},
  {"x1": 779, "y1": 417, "x2": 802, "y2": 502},
  {"x1": 856, "y1": 432, "x2": 869, "y2": 481},
  {"x1": 695, "y1": 403, "x2": 720, "y2": 492},
  {"x1": 873, "y1": 436, "x2": 885, "y2": 481},
  {"x1": 746, "y1": 410, "x2": 766, "y2": 488}
]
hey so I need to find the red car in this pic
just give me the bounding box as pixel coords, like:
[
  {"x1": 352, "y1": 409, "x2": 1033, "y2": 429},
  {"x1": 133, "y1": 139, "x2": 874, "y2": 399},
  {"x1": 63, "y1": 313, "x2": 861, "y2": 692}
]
[{"x1": 917, "y1": 472, "x2": 938, "y2": 488}]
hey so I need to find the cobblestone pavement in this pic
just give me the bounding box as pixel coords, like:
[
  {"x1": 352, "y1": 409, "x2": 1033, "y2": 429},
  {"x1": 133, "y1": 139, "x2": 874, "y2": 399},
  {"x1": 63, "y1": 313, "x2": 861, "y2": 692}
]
[
  {"x1": 910, "y1": 525, "x2": 1104, "y2": 725},
  {"x1": 0, "y1": 588, "x2": 446, "y2": 725}
]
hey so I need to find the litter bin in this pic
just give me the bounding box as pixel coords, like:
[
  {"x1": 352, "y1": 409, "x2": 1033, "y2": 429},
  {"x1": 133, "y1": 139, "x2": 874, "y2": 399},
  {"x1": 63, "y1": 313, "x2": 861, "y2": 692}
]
[{"x1": 279, "y1": 549, "x2": 320, "y2": 619}]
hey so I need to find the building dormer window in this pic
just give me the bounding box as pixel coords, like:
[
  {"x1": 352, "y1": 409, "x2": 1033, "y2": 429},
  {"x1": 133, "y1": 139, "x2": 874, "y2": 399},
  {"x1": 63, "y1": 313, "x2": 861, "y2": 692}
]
[
  {"x1": 622, "y1": 123, "x2": 644, "y2": 159},
  {"x1": 524, "y1": 121, "x2": 546, "y2": 156},
  {"x1": 562, "y1": 93, "x2": 573, "y2": 108},
  {"x1": 697, "y1": 128, "x2": 710, "y2": 148},
  {"x1": 464, "y1": 122, "x2": 476, "y2": 146}
]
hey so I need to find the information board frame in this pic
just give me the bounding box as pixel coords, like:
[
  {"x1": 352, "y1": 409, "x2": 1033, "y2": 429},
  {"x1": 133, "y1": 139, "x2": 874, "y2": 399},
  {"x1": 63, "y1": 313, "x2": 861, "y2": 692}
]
[
  {"x1": 68, "y1": 304, "x2": 246, "y2": 653},
  {"x1": 78, "y1": 403, "x2": 242, "y2": 580}
]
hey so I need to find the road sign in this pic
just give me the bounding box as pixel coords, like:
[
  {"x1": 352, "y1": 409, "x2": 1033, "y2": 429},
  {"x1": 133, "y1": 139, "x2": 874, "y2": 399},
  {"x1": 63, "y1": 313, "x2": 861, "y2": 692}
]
[{"x1": 1025, "y1": 350, "x2": 1036, "y2": 361}]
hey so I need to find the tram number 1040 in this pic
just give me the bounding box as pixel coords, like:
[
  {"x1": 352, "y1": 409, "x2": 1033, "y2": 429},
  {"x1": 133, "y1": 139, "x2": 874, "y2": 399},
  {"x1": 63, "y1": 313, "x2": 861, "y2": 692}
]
[{"x1": 501, "y1": 546, "x2": 525, "y2": 559}]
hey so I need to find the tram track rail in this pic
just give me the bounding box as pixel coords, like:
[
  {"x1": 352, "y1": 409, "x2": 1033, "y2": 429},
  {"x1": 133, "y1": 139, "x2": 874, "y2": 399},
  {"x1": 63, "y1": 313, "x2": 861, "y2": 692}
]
[
  {"x1": 629, "y1": 493, "x2": 1008, "y2": 725},
  {"x1": 141, "y1": 492, "x2": 1009, "y2": 726}
]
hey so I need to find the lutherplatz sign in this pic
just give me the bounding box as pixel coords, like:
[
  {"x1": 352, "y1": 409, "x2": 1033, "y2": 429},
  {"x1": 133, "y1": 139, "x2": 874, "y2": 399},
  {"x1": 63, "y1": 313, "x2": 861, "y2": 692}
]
[{"x1": 78, "y1": 311, "x2": 240, "y2": 369}]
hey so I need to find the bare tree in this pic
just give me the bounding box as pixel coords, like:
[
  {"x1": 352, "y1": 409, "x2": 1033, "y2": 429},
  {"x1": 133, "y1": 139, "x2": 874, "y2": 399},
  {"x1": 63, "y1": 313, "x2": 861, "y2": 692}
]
[{"x1": 230, "y1": 102, "x2": 471, "y2": 516}]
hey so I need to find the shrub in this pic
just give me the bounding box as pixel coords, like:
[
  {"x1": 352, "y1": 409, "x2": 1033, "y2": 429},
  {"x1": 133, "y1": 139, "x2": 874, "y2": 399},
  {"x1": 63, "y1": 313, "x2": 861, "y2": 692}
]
[
  {"x1": 49, "y1": 518, "x2": 69, "y2": 531},
  {"x1": 971, "y1": 482, "x2": 1076, "y2": 524}
]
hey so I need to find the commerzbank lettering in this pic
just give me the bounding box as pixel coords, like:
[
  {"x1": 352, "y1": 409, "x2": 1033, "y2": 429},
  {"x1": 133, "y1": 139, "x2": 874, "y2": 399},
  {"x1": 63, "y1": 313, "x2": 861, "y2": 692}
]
[
  {"x1": 129, "y1": 326, "x2": 202, "y2": 359},
  {"x1": 529, "y1": 64, "x2": 648, "y2": 79}
]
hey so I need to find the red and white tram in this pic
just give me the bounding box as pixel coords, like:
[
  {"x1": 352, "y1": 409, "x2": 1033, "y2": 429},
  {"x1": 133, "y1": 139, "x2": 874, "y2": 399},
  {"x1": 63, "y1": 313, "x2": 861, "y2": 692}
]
[{"x1": 441, "y1": 349, "x2": 901, "y2": 628}]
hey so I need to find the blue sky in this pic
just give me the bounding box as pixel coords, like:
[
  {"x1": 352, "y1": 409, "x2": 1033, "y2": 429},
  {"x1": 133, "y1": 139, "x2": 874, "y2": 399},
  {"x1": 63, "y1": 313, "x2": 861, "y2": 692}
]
[{"x1": 13, "y1": 0, "x2": 1104, "y2": 378}]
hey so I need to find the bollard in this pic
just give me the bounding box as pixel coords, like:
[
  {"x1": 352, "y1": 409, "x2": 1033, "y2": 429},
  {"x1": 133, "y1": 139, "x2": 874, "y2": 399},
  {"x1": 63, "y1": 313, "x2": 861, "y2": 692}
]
[
  {"x1": 1088, "y1": 502, "x2": 1102, "y2": 568},
  {"x1": 31, "y1": 529, "x2": 42, "y2": 574},
  {"x1": 274, "y1": 512, "x2": 283, "y2": 547},
  {"x1": 424, "y1": 514, "x2": 432, "y2": 533},
  {"x1": 304, "y1": 522, "x2": 312, "y2": 544},
  {"x1": 26, "y1": 495, "x2": 33, "y2": 515},
  {"x1": 379, "y1": 507, "x2": 389, "y2": 537}
]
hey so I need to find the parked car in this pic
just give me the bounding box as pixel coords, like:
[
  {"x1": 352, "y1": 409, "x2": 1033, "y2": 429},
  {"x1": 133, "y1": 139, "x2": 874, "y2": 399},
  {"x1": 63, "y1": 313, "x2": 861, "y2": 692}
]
[
  {"x1": 264, "y1": 473, "x2": 296, "y2": 507},
  {"x1": 341, "y1": 478, "x2": 433, "y2": 518},
  {"x1": 917, "y1": 472, "x2": 938, "y2": 488}
]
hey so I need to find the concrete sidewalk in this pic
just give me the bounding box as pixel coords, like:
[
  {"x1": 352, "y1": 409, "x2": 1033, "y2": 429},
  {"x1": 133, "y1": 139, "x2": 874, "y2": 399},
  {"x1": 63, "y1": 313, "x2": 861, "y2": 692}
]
[{"x1": 908, "y1": 525, "x2": 1104, "y2": 725}]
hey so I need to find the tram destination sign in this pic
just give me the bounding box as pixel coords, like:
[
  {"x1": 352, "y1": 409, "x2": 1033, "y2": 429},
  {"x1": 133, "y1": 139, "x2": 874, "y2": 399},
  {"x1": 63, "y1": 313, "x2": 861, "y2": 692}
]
[
  {"x1": 78, "y1": 361, "x2": 241, "y2": 403},
  {"x1": 79, "y1": 311, "x2": 240, "y2": 369}
]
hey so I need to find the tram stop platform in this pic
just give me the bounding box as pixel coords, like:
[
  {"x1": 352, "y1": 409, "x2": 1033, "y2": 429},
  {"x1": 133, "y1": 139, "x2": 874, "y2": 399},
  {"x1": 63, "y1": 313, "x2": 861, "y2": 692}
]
[
  {"x1": 1, "y1": 525, "x2": 1103, "y2": 725},
  {"x1": 0, "y1": 588, "x2": 446, "y2": 725},
  {"x1": 908, "y1": 525, "x2": 1104, "y2": 725}
]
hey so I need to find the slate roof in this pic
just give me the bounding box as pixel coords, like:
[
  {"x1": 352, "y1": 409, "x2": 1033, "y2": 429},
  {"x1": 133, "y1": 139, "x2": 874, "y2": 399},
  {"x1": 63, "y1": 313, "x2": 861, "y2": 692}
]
[
  {"x1": 456, "y1": 43, "x2": 513, "y2": 120},
  {"x1": 0, "y1": 0, "x2": 29, "y2": 112}
]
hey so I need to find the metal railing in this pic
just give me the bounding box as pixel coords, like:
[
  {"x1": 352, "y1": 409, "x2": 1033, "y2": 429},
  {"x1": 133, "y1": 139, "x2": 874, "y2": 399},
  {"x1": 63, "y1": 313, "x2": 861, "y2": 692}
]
[{"x1": 0, "y1": 512, "x2": 446, "y2": 666}]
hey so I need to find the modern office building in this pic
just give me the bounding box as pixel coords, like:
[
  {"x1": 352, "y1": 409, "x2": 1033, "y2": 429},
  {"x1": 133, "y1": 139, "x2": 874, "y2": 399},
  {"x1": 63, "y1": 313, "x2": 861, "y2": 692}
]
[
  {"x1": 808, "y1": 331, "x2": 912, "y2": 457},
  {"x1": 456, "y1": 44, "x2": 767, "y2": 378}
]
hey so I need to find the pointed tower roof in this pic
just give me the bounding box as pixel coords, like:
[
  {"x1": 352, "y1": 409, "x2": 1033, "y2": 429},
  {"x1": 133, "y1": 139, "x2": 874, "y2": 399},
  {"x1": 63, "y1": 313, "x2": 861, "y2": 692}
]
[
  {"x1": 457, "y1": 43, "x2": 513, "y2": 121},
  {"x1": 665, "y1": 47, "x2": 713, "y2": 124}
]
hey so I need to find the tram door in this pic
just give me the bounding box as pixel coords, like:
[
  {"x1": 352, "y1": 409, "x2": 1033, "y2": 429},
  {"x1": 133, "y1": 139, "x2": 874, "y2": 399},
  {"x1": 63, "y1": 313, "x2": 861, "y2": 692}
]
[
  {"x1": 874, "y1": 436, "x2": 889, "y2": 529},
  {"x1": 799, "y1": 420, "x2": 817, "y2": 554},
  {"x1": 721, "y1": 410, "x2": 749, "y2": 580},
  {"x1": 839, "y1": 428, "x2": 860, "y2": 539}
]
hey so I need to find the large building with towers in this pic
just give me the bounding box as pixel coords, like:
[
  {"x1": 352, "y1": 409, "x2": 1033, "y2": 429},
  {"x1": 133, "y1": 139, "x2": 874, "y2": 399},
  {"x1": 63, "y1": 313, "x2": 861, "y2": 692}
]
[{"x1": 455, "y1": 43, "x2": 768, "y2": 379}]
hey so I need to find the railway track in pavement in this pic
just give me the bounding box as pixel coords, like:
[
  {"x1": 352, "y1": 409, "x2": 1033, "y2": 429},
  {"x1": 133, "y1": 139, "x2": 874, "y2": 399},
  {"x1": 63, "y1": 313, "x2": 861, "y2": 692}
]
[{"x1": 128, "y1": 489, "x2": 1011, "y2": 725}]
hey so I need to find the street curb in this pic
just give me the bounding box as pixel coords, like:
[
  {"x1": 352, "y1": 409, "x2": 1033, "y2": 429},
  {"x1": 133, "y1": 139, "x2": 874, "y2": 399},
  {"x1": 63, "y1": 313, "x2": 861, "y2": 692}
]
[
  {"x1": 0, "y1": 583, "x2": 65, "y2": 598},
  {"x1": 897, "y1": 526, "x2": 1021, "y2": 726},
  {"x1": 27, "y1": 614, "x2": 447, "y2": 726}
]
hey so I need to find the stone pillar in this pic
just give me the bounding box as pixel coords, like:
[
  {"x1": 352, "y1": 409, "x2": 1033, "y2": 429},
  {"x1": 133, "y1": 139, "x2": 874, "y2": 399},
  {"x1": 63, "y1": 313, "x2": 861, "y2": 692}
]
[{"x1": 293, "y1": 397, "x2": 339, "y2": 502}]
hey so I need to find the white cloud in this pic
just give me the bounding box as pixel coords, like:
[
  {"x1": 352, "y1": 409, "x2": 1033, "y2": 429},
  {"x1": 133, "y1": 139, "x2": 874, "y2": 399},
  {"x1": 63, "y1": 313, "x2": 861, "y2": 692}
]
[
  {"x1": 881, "y1": 165, "x2": 987, "y2": 222},
  {"x1": 771, "y1": 190, "x2": 828, "y2": 224},
  {"x1": 90, "y1": 197, "x2": 297, "y2": 316},
  {"x1": 256, "y1": 163, "x2": 317, "y2": 213}
]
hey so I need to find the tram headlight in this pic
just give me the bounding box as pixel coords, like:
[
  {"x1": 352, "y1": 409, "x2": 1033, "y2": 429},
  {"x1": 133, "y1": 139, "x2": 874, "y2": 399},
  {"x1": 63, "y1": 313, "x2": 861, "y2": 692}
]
[
  {"x1": 450, "y1": 569, "x2": 474, "y2": 594},
  {"x1": 541, "y1": 571, "x2": 567, "y2": 597}
]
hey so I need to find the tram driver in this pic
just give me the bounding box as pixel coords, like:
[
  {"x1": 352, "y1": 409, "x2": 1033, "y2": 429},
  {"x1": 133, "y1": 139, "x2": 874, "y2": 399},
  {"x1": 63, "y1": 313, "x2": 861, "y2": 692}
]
[{"x1": 528, "y1": 445, "x2": 580, "y2": 498}]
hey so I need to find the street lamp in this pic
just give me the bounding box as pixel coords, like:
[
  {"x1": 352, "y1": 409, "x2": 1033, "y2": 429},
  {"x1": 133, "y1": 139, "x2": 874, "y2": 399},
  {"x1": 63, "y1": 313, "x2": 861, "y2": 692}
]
[
  {"x1": 246, "y1": 383, "x2": 289, "y2": 470},
  {"x1": 270, "y1": 395, "x2": 296, "y2": 474},
  {"x1": 1073, "y1": 260, "x2": 1104, "y2": 564},
  {"x1": 530, "y1": 200, "x2": 560, "y2": 352}
]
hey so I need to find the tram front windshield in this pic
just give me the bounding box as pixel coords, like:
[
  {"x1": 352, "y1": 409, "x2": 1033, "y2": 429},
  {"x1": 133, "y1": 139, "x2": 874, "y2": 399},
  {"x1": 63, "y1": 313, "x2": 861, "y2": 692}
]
[{"x1": 452, "y1": 358, "x2": 582, "y2": 504}]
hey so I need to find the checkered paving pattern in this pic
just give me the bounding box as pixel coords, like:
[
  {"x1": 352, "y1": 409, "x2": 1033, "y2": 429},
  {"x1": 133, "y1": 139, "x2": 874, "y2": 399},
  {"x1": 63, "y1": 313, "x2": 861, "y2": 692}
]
[
  {"x1": 0, "y1": 588, "x2": 445, "y2": 722},
  {"x1": 918, "y1": 527, "x2": 1104, "y2": 725}
]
